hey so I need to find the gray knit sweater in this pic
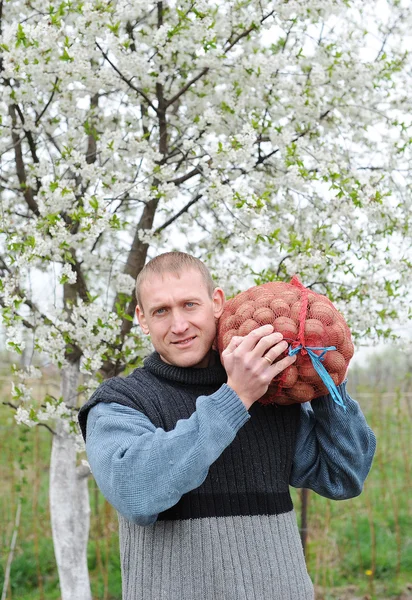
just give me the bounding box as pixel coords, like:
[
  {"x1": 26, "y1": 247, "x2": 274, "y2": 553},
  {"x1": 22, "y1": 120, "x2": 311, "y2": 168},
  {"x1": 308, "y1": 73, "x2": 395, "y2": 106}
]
[{"x1": 79, "y1": 352, "x2": 376, "y2": 600}]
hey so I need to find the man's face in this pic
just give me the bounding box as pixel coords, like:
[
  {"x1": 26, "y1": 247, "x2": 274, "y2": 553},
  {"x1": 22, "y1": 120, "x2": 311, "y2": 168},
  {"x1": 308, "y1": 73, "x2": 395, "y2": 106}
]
[{"x1": 136, "y1": 269, "x2": 225, "y2": 368}]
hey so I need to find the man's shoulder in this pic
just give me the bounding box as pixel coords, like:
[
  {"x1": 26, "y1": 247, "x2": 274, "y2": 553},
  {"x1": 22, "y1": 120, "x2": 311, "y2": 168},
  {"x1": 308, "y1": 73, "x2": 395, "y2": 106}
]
[
  {"x1": 78, "y1": 364, "x2": 156, "y2": 440},
  {"x1": 88, "y1": 400, "x2": 141, "y2": 419}
]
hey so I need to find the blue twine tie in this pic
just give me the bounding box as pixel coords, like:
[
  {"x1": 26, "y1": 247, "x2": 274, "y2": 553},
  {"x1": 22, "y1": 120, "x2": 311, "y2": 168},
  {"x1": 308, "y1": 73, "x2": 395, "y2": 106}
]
[{"x1": 288, "y1": 344, "x2": 346, "y2": 411}]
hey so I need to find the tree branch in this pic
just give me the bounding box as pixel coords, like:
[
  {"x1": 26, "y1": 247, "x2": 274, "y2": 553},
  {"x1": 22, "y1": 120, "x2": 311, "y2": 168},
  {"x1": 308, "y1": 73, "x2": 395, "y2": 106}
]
[
  {"x1": 167, "y1": 166, "x2": 202, "y2": 186},
  {"x1": 86, "y1": 93, "x2": 99, "y2": 165},
  {"x1": 44, "y1": 130, "x2": 61, "y2": 154},
  {"x1": 154, "y1": 193, "x2": 202, "y2": 235},
  {"x1": 140, "y1": 103, "x2": 150, "y2": 139},
  {"x1": 165, "y1": 67, "x2": 209, "y2": 108},
  {"x1": 2, "y1": 401, "x2": 17, "y2": 410},
  {"x1": 101, "y1": 2, "x2": 167, "y2": 378},
  {"x1": 255, "y1": 109, "x2": 330, "y2": 166},
  {"x1": 277, "y1": 254, "x2": 293, "y2": 277},
  {"x1": 0, "y1": 291, "x2": 35, "y2": 330},
  {"x1": 35, "y1": 77, "x2": 59, "y2": 126},
  {"x1": 255, "y1": 147, "x2": 279, "y2": 166},
  {"x1": 8, "y1": 105, "x2": 40, "y2": 216},
  {"x1": 374, "y1": 15, "x2": 403, "y2": 62},
  {"x1": 14, "y1": 103, "x2": 39, "y2": 164},
  {"x1": 125, "y1": 20, "x2": 137, "y2": 52},
  {"x1": 95, "y1": 41, "x2": 159, "y2": 114},
  {"x1": 70, "y1": 252, "x2": 90, "y2": 303},
  {"x1": 36, "y1": 422, "x2": 56, "y2": 435},
  {"x1": 225, "y1": 11, "x2": 275, "y2": 52}
]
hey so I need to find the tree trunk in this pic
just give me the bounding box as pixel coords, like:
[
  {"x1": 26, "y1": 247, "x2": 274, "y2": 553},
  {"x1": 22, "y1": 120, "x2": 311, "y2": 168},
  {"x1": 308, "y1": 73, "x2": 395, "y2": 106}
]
[{"x1": 49, "y1": 362, "x2": 92, "y2": 600}]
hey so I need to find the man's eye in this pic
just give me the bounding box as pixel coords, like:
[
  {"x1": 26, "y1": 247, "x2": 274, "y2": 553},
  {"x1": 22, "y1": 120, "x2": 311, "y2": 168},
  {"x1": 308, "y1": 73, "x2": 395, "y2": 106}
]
[
  {"x1": 155, "y1": 308, "x2": 166, "y2": 315},
  {"x1": 186, "y1": 302, "x2": 195, "y2": 308}
]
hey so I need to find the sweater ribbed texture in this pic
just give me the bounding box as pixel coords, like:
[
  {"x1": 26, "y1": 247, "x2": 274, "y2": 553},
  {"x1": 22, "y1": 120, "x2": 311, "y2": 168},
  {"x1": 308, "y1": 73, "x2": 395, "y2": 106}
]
[{"x1": 119, "y1": 513, "x2": 314, "y2": 600}]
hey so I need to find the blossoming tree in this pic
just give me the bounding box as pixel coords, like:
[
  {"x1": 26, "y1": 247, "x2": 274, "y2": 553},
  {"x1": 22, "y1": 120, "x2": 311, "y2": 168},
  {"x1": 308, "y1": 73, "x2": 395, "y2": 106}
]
[{"x1": 1, "y1": 0, "x2": 411, "y2": 597}]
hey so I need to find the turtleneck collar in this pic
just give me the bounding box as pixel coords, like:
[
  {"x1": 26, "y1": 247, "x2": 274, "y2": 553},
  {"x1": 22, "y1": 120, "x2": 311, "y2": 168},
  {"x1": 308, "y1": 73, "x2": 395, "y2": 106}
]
[{"x1": 143, "y1": 351, "x2": 227, "y2": 387}]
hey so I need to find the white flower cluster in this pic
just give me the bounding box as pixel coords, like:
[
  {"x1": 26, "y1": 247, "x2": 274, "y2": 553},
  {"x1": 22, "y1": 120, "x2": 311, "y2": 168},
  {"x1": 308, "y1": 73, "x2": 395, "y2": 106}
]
[
  {"x1": 14, "y1": 395, "x2": 80, "y2": 439},
  {"x1": 6, "y1": 325, "x2": 26, "y2": 353},
  {"x1": 137, "y1": 228, "x2": 157, "y2": 245},
  {"x1": 10, "y1": 365, "x2": 43, "y2": 404},
  {"x1": 1, "y1": 272, "x2": 21, "y2": 308},
  {"x1": 36, "y1": 400, "x2": 71, "y2": 423},
  {"x1": 38, "y1": 304, "x2": 114, "y2": 373},
  {"x1": 58, "y1": 301, "x2": 122, "y2": 374},
  {"x1": 11, "y1": 382, "x2": 32, "y2": 403},
  {"x1": 38, "y1": 178, "x2": 77, "y2": 216},
  {"x1": 15, "y1": 407, "x2": 37, "y2": 428},
  {"x1": 35, "y1": 323, "x2": 68, "y2": 368},
  {"x1": 115, "y1": 273, "x2": 136, "y2": 295},
  {"x1": 81, "y1": 377, "x2": 100, "y2": 400},
  {"x1": 59, "y1": 263, "x2": 77, "y2": 285}
]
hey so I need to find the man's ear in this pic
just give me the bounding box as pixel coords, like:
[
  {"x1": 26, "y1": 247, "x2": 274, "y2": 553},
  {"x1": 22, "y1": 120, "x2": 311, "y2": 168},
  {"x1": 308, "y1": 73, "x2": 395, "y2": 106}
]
[
  {"x1": 136, "y1": 305, "x2": 150, "y2": 334},
  {"x1": 212, "y1": 287, "x2": 225, "y2": 319}
]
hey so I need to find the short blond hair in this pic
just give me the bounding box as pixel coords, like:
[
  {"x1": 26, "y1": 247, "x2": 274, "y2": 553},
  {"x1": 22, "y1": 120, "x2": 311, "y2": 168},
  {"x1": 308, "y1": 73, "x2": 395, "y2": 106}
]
[{"x1": 136, "y1": 252, "x2": 215, "y2": 308}]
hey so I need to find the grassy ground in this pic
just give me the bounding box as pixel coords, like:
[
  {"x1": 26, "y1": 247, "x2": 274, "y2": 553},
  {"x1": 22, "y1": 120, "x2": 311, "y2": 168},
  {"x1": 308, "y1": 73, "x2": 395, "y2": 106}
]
[
  {"x1": 0, "y1": 380, "x2": 411, "y2": 600},
  {"x1": 294, "y1": 388, "x2": 412, "y2": 599}
]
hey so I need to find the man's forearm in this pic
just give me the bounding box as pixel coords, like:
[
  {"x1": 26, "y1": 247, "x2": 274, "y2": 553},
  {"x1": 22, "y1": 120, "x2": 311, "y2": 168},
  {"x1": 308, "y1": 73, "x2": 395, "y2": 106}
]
[{"x1": 290, "y1": 382, "x2": 376, "y2": 499}]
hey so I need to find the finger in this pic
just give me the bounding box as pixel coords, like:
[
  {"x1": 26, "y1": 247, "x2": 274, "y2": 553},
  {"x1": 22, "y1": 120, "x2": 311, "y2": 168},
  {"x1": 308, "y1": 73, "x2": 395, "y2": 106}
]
[
  {"x1": 239, "y1": 324, "x2": 275, "y2": 352},
  {"x1": 268, "y1": 353, "x2": 297, "y2": 377},
  {"x1": 222, "y1": 335, "x2": 244, "y2": 356},
  {"x1": 261, "y1": 340, "x2": 289, "y2": 366},
  {"x1": 252, "y1": 331, "x2": 285, "y2": 358}
]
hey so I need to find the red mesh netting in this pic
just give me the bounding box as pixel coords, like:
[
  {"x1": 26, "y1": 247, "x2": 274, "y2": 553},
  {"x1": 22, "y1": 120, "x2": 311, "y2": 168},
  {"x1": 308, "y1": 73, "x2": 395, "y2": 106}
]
[{"x1": 217, "y1": 276, "x2": 354, "y2": 406}]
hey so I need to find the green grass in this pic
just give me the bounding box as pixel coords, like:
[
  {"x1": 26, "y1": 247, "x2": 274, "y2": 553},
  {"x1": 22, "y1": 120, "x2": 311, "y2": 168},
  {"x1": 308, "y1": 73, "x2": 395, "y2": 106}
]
[
  {"x1": 292, "y1": 388, "x2": 412, "y2": 599},
  {"x1": 0, "y1": 391, "x2": 123, "y2": 600},
  {"x1": 1, "y1": 383, "x2": 411, "y2": 599}
]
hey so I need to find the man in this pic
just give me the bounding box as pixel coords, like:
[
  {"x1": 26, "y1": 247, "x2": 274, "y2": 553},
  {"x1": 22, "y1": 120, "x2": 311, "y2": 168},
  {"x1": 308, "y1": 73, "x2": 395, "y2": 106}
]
[{"x1": 78, "y1": 252, "x2": 376, "y2": 600}]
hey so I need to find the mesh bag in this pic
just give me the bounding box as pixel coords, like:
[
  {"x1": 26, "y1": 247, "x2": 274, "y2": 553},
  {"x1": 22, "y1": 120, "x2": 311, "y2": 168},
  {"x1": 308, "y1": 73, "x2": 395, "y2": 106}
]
[{"x1": 217, "y1": 276, "x2": 354, "y2": 406}]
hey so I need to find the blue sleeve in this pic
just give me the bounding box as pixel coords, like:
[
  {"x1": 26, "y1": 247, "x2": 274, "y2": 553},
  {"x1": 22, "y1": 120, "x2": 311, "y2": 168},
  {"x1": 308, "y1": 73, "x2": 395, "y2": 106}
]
[
  {"x1": 290, "y1": 381, "x2": 376, "y2": 499},
  {"x1": 85, "y1": 384, "x2": 249, "y2": 525}
]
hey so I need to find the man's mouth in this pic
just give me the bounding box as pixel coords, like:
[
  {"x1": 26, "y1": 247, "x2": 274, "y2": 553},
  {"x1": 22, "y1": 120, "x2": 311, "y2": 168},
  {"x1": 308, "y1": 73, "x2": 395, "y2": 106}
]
[{"x1": 172, "y1": 336, "x2": 196, "y2": 346}]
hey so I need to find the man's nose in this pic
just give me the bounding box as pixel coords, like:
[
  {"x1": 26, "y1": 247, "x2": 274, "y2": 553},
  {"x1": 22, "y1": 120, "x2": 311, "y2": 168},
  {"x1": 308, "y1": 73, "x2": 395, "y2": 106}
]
[{"x1": 170, "y1": 311, "x2": 189, "y2": 334}]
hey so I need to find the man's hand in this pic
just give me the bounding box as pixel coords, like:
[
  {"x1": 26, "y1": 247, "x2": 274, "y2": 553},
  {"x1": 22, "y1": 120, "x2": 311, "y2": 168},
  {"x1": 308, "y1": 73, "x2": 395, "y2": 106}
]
[{"x1": 222, "y1": 324, "x2": 296, "y2": 410}]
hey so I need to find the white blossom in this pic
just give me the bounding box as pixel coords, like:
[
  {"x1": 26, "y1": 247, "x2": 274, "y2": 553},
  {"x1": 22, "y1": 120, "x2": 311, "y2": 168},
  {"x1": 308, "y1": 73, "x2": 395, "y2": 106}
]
[
  {"x1": 15, "y1": 407, "x2": 37, "y2": 428},
  {"x1": 1, "y1": 0, "x2": 412, "y2": 438},
  {"x1": 37, "y1": 401, "x2": 71, "y2": 422},
  {"x1": 115, "y1": 273, "x2": 136, "y2": 295},
  {"x1": 6, "y1": 326, "x2": 26, "y2": 352},
  {"x1": 60, "y1": 263, "x2": 77, "y2": 285},
  {"x1": 11, "y1": 382, "x2": 33, "y2": 403}
]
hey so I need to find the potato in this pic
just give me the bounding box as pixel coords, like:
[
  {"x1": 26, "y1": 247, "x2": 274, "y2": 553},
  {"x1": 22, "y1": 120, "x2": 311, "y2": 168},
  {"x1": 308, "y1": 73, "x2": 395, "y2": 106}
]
[
  {"x1": 236, "y1": 301, "x2": 255, "y2": 319},
  {"x1": 273, "y1": 316, "x2": 298, "y2": 341},
  {"x1": 269, "y1": 299, "x2": 291, "y2": 318},
  {"x1": 299, "y1": 363, "x2": 319, "y2": 383},
  {"x1": 253, "y1": 307, "x2": 275, "y2": 325},
  {"x1": 309, "y1": 302, "x2": 335, "y2": 326},
  {"x1": 238, "y1": 319, "x2": 260, "y2": 336},
  {"x1": 287, "y1": 381, "x2": 315, "y2": 402},
  {"x1": 222, "y1": 329, "x2": 238, "y2": 349},
  {"x1": 280, "y1": 365, "x2": 299, "y2": 388},
  {"x1": 323, "y1": 350, "x2": 346, "y2": 373}
]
